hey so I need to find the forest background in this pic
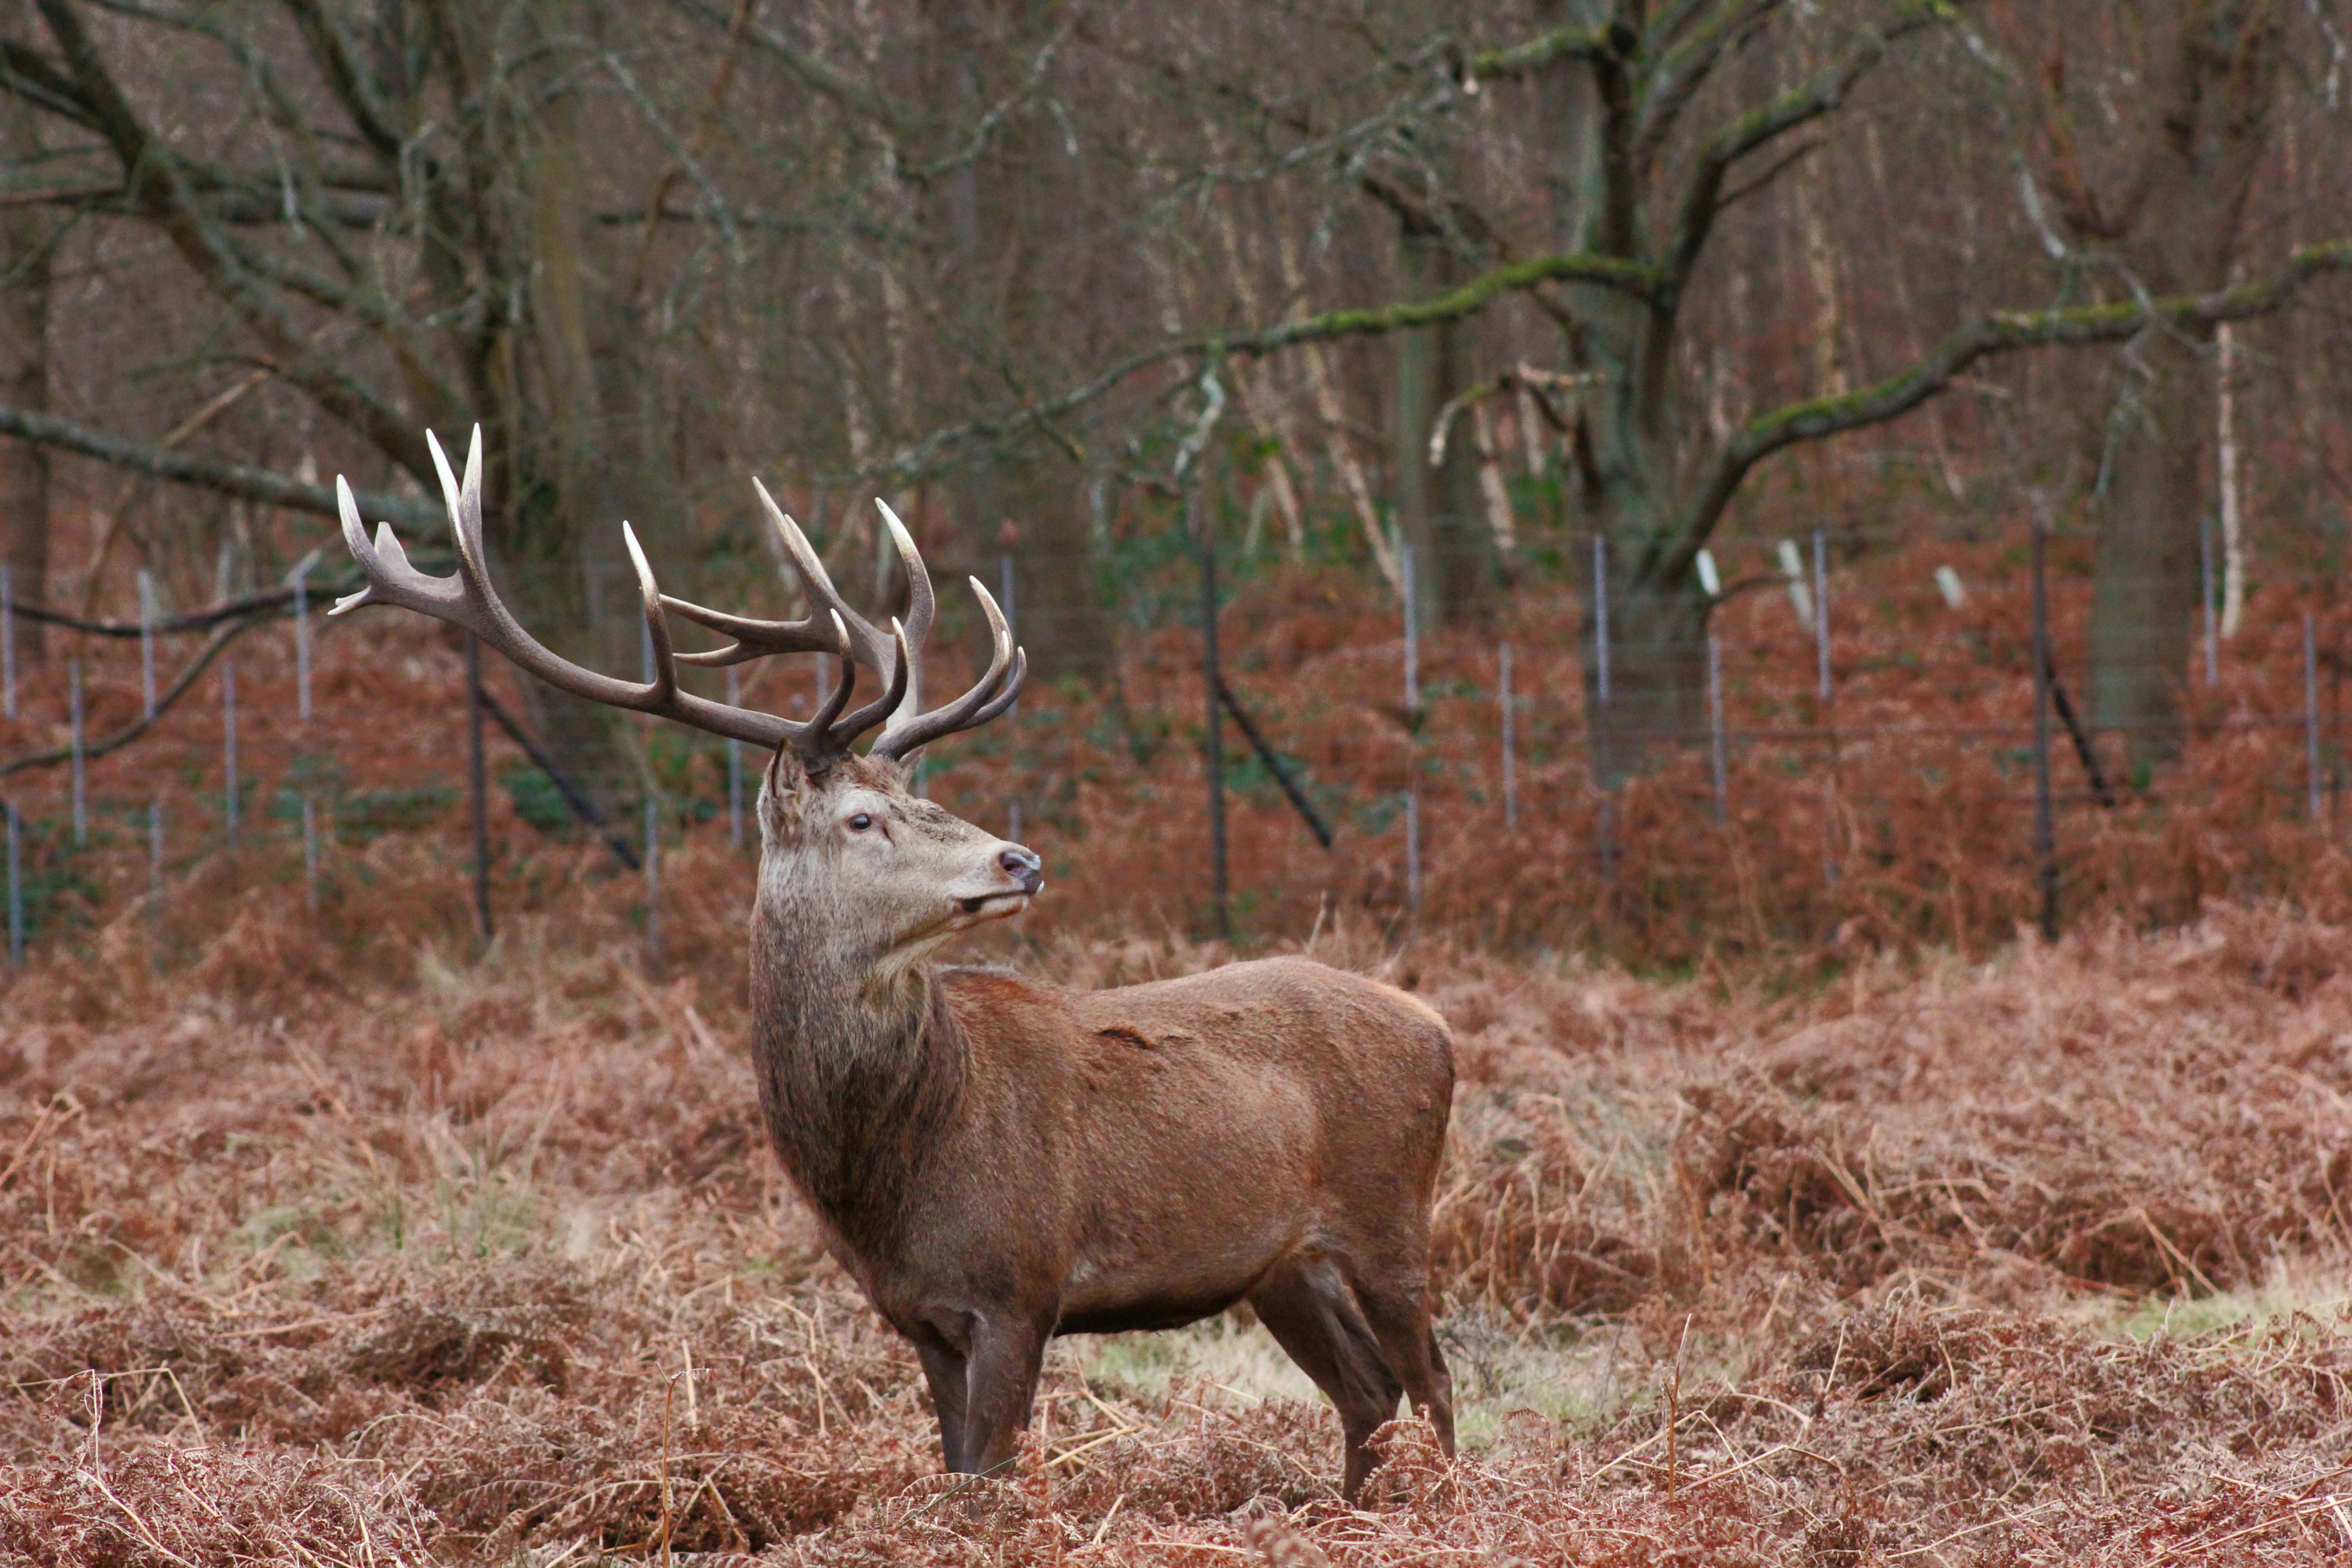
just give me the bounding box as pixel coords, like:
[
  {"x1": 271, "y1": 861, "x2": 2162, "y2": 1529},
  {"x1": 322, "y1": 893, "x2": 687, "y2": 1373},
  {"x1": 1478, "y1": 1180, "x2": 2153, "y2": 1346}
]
[{"x1": 0, "y1": 0, "x2": 2345, "y2": 865}]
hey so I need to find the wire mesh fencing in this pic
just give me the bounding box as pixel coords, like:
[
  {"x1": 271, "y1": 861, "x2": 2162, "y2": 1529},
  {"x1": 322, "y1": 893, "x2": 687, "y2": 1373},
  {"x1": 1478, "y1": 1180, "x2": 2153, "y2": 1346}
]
[{"x1": 0, "y1": 513, "x2": 2346, "y2": 978}]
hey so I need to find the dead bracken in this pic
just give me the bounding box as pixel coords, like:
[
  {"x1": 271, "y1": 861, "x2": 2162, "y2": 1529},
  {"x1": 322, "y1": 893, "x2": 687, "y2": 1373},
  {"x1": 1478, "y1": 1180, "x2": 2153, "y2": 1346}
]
[{"x1": 4, "y1": 880, "x2": 2350, "y2": 1563}]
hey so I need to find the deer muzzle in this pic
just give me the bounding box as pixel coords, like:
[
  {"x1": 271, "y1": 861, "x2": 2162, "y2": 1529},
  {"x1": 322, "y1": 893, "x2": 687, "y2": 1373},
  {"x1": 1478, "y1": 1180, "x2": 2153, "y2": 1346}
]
[{"x1": 999, "y1": 847, "x2": 1044, "y2": 895}]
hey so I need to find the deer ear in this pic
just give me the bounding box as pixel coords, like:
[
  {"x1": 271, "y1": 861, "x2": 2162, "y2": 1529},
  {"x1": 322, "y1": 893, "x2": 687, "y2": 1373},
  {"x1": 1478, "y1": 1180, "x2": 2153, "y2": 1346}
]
[{"x1": 758, "y1": 746, "x2": 815, "y2": 842}]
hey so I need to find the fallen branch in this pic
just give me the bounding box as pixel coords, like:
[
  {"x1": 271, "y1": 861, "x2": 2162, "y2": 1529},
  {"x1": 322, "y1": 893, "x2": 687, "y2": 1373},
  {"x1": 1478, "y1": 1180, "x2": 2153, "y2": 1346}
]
[
  {"x1": 474, "y1": 685, "x2": 642, "y2": 872},
  {"x1": 1215, "y1": 676, "x2": 1333, "y2": 849},
  {"x1": 0, "y1": 612, "x2": 272, "y2": 783}
]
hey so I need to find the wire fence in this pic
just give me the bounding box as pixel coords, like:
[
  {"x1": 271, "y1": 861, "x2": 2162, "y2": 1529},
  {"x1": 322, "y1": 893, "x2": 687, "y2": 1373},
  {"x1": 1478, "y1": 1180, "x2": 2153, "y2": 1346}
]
[{"x1": 0, "y1": 507, "x2": 2343, "y2": 975}]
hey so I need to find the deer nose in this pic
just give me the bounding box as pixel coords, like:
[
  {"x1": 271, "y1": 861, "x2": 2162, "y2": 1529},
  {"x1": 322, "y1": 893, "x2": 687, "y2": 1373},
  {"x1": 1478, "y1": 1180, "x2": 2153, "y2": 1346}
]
[{"x1": 999, "y1": 846, "x2": 1044, "y2": 894}]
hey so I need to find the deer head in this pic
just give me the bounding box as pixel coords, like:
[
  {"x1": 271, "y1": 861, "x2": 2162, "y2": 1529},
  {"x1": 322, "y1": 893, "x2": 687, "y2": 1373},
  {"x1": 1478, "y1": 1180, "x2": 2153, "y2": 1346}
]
[
  {"x1": 331, "y1": 426, "x2": 1038, "y2": 965},
  {"x1": 758, "y1": 747, "x2": 1043, "y2": 983}
]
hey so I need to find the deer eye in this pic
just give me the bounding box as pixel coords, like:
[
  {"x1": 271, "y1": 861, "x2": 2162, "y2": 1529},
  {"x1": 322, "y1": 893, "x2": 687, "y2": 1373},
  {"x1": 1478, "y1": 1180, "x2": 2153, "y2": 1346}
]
[{"x1": 847, "y1": 813, "x2": 874, "y2": 832}]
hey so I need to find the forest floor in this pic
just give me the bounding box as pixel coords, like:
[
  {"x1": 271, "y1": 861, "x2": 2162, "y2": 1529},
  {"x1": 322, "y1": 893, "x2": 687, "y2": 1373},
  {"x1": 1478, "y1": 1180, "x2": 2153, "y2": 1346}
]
[{"x1": 3, "y1": 878, "x2": 2349, "y2": 1565}]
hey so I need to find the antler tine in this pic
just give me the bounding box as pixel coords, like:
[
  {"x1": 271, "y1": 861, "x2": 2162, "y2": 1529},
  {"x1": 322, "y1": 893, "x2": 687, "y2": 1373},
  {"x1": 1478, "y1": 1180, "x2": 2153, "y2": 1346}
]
[
  {"x1": 621, "y1": 522, "x2": 678, "y2": 713},
  {"x1": 662, "y1": 599, "x2": 838, "y2": 668},
  {"x1": 868, "y1": 576, "x2": 1020, "y2": 764},
  {"x1": 872, "y1": 500, "x2": 935, "y2": 657},
  {"x1": 773, "y1": 482, "x2": 897, "y2": 663},
  {"x1": 828, "y1": 617, "x2": 912, "y2": 747},
  {"x1": 334, "y1": 426, "x2": 795, "y2": 751},
  {"x1": 328, "y1": 435, "x2": 497, "y2": 639},
  {"x1": 659, "y1": 482, "x2": 911, "y2": 675},
  {"x1": 799, "y1": 610, "x2": 860, "y2": 738},
  {"x1": 332, "y1": 427, "x2": 1011, "y2": 766},
  {"x1": 959, "y1": 647, "x2": 1028, "y2": 731}
]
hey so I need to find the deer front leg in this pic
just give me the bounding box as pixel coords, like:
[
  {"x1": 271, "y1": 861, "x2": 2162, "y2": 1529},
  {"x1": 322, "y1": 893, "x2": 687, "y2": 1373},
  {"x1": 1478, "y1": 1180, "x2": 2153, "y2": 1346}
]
[
  {"x1": 956, "y1": 1308, "x2": 1052, "y2": 1478},
  {"x1": 911, "y1": 1336, "x2": 969, "y2": 1471}
]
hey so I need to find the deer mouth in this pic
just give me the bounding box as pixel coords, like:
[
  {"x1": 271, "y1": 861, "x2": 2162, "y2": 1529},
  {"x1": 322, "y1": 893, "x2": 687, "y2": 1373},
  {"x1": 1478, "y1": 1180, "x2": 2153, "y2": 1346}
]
[{"x1": 956, "y1": 887, "x2": 1037, "y2": 921}]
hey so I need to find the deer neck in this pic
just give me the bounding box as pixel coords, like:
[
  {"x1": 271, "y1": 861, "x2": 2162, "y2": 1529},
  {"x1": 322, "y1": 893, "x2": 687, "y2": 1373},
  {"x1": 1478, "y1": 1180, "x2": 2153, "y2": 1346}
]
[{"x1": 747, "y1": 903, "x2": 965, "y2": 1253}]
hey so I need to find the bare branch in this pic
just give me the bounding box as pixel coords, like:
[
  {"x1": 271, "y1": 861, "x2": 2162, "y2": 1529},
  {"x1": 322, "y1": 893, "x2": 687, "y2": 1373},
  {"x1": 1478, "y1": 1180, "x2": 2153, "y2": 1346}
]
[
  {"x1": 665, "y1": 0, "x2": 903, "y2": 134},
  {"x1": 277, "y1": 0, "x2": 407, "y2": 158},
  {"x1": 1633, "y1": 0, "x2": 1779, "y2": 169},
  {"x1": 1659, "y1": 5, "x2": 1935, "y2": 298},
  {"x1": 1231, "y1": 249, "x2": 1659, "y2": 351},
  {"x1": 865, "y1": 248, "x2": 1657, "y2": 485},
  {"x1": 32, "y1": 0, "x2": 433, "y2": 476},
  {"x1": 1465, "y1": 21, "x2": 1623, "y2": 80},
  {"x1": 0, "y1": 399, "x2": 440, "y2": 529},
  {"x1": 1659, "y1": 240, "x2": 2352, "y2": 581}
]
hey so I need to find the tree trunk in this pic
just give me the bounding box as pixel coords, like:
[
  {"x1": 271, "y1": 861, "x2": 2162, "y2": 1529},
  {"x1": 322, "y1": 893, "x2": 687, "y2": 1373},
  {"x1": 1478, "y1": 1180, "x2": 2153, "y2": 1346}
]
[
  {"x1": 930, "y1": 3, "x2": 1113, "y2": 690},
  {"x1": 1583, "y1": 523, "x2": 1711, "y2": 789},
  {"x1": 1533, "y1": 0, "x2": 1710, "y2": 782},
  {"x1": 0, "y1": 0, "x2": 47, "y2": 657},
  {"x1": 2087, "y1": 331, "x2": 2208, "y2": 769},
  {"x1": 486, "y1": 0, "x2": 661, "y2": 809},
  {"x1": 2065, "y1": 0, "x2": 2282, "y2": 766},
  {"x1": 1391, "y1": 220, "x2": 1490, "y2": 632}
]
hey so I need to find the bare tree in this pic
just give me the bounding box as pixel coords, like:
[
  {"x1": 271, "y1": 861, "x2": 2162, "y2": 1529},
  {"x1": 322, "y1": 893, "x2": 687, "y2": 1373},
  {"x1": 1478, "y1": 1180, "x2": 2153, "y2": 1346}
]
[
  {"x1": 1369, "y1": 178, "x2": 1493, "y2": 628},
  {"x1": 0, "y1": 0, "x2": 50, "y2": 652},
  {"x1": 0, "y1": 2, "x2": 741, "y2": 793},
  {"x1": 922, "y1": 0, "x2": 1117, "y2": 685},
  {"x1": 0, "y1": 0, "x2": 2342, "y2": 805},
  {"x1": 2005, "y1": 0, "x2": 2285, "y2": 764}
]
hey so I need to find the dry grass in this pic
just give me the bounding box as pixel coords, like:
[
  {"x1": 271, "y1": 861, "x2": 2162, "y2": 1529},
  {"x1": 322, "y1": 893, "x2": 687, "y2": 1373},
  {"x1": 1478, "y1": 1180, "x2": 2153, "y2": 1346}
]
[{"x1": 4, "y1": 864, "x2": 2351, "y2": 1563}]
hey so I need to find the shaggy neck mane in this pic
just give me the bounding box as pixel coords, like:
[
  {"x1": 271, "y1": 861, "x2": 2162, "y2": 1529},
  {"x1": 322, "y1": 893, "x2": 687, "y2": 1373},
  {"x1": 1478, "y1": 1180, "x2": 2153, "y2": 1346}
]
[{"x1": 749, "y1": 915, "x2": 966, "y2": 1253}]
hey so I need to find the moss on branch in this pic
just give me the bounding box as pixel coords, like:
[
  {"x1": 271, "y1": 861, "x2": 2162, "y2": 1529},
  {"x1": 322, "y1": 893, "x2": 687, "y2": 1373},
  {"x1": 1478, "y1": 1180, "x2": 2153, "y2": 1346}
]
[
  {"x1": 1651, "y1": 239, "x2": 2352, "y2": 580},
  {"x1": 1220, "y1": 251, "x2": 1661, "y2": 359}
]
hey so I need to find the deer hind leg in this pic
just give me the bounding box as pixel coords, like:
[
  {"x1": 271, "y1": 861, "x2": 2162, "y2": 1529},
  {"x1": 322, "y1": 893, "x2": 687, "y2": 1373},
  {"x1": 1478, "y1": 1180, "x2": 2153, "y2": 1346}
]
[
  {"x1": 1343, "y1": 1268, "x2": 1456, "y2": 1458},
  {"x1": 1248, "y1": 1254, "x2": 1404, "y2": 1498}
]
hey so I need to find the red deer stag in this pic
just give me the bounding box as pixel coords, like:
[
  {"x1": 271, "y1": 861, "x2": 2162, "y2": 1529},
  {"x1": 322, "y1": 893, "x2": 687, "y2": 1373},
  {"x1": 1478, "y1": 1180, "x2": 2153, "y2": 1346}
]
[{"x1": 333, "y1": 428, "x2": 1457, "y2": 1496}]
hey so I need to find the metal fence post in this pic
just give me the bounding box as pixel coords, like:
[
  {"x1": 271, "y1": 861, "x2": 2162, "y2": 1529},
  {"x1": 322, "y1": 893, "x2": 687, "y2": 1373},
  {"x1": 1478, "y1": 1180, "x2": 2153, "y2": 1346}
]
[
  {"x1": 302, "y1": 796, "x2": 319, "y2": 913},
  {"x1": 5, "y1": 802, "x2": 19, "y2": 965},
  {"x1": 2307, "y1": 610, "x2": 2323, "y2": 822},
  {"x1": 1592, "y1": 534, "x2": 1614, "y2": 882},
  {"x1": 1813, "y1": 529, "x2": 1831, "y2": 704},
  {"x1": 1708, "y1": 628, "x2": 1728, "y2": 824},
  {"x1": 727, "y1": 665, "x2": 744, "y2": 847},
  {"x1": 2031, "y1": 513, "x2": 2058, "y2": 941},
  {"x1": 1401, "y1": 545, "x2": 1420, "y2": 714},
  {"x1": 644, "y1": 797, "x2": 661, "y2": 972},
  {"x1": 642, "y1": 617, "x2": 661, "y2": 969},
  {"x1": 69, "y1": 660, "x2": 85, "y2": 847},
  {"x1": 1, "y1": 565, "x2": 14, "y2": 721},
  {"x1": 148, "y1": 796, "x2": 164, "y2": 956},
  {"x1": 1815, "y1": 529, "x2": 1840, "y2": 888},
  {"x1": 139, "y1": 569, "x2": 156, "y2": 720},
  {"x1": 1192, "y1": 469, "x2": 1230, "y2": 941},
  {"x1": 467, "y1": 634, "x2": 492, "y2": 941},
  {"x1": 1591, "y1": 536, "x2": 1610, "y2": 703},
  {"x1": 1499, "y1": 641, "x2": 1516, "y2": 830},
  {"x1": 2200, "y1": 513, "x2": 2219, "y2": 687},
  {"x1": 222, "y1": 661, "x2": 239, "y2": 848},
  {"x1": 1405, "y1": 791, "x2": 1422, "y2": 917},
  {"x1": 1401, "y1": 543, "x2": 1421, "y2": 915},
  {"x1": 294, "y1": 559, "x2": 313, "y2": 722}
]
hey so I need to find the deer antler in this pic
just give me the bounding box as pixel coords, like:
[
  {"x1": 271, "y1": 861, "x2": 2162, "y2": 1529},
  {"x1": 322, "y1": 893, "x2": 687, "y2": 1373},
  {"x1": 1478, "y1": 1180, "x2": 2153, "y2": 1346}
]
[
  {"x1": 331, "y1": 426, "x2": 1023, "y2": 769},
  {"x1": 660, "y1": 479, "x2": 1024, "y2": 761},
  {"x1": 661, "y1": 486, "x2": 933, "y2": 684}
]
